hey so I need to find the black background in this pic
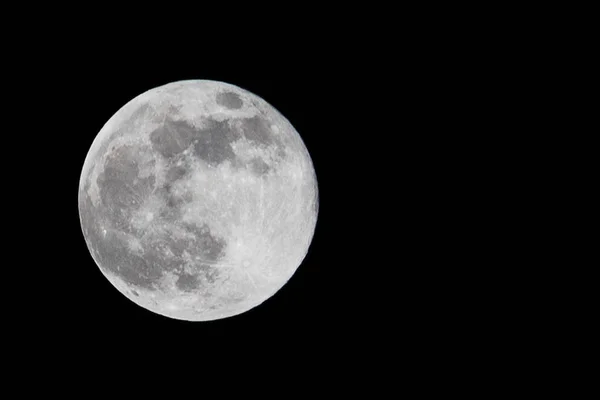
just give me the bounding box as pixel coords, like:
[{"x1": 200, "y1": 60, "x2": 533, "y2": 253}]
[{"x1": 5, "y1": 5, "x2": 564, "y2": 393}]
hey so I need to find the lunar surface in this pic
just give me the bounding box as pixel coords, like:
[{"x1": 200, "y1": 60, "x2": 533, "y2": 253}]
[{"x1": 78, "y1": 80, "x2": 318, "y2": 321}]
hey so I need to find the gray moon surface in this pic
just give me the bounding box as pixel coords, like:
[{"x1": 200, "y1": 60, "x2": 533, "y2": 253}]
[{"x1": 78, "y1": 80, "x2": 318, "y2": 321}]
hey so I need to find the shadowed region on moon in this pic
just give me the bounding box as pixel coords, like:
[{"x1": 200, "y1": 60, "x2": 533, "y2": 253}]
[{"x1": 79, "y1": 80, "x2": 318, "y2": 321}]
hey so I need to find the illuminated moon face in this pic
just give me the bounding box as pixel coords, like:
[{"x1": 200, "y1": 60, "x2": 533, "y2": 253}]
[{"x1": 78, "y1": 80, "x2": 318, "y2": 321}]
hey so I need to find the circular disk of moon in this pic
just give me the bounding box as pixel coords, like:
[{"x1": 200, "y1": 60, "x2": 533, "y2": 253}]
[{"x1": 78, "y1": 80, "x2": 319, "y2": 321}]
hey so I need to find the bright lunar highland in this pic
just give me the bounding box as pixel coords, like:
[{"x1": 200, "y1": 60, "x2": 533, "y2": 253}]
[{"x1": 78, "y1": 80, "x2": 318, "y2": 321}]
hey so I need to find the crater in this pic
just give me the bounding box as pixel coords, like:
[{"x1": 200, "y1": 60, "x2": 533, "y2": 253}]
[{"x1": 216, "y1": 91, "x2": 243, "y2": 110}]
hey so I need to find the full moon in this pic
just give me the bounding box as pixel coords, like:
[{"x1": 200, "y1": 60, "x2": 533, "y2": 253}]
[{"x1": 78, "y1": 80, "x2": 318, "y2": 321}]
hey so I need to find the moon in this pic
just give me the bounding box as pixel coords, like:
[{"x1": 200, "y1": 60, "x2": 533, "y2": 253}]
[{"x1": 78, "y1": 80, "x2": 318, "y2": 321}]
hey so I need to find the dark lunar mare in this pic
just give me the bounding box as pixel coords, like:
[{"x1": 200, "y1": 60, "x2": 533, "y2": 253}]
[
  {"x1": 81, "y1": 182, "x2": 228, "y2": 292},
  {"x1": 239, "y1": 115, "x2": 275, "y2": 147},
  {"x1": 149, "y1": 114, "x2": 282, "y2": 174},
  {"x1": 149, "y1": 118, "x2": 195, "y2": 158},
  {"x1": 136, "y1": 222, "x2": 226, "y2": 292},
  {"x1": 191, "y1": 119, "x2": 242, "y2": 167},
  {"x1": 216, "y1": 92, "x2": 243, "y2": 110},
  {"x1": 175, "y1": 272, "x2": 200, "y2": 291},
  {"x1": 183, "y1": 222, "x2": 227, "y2": 261},
  {"x1": 79, "y1": 190, "x2": 164, "y2": 290},
  {"x1": 96, "y1": 145, "x2": 155, "y2": 234},
  {"x1": 165, "y1": 164, "x2": 188, "y2": 181},
  {"x1": 80, "y1": 139, "x2": 228, "y2": 292}
]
